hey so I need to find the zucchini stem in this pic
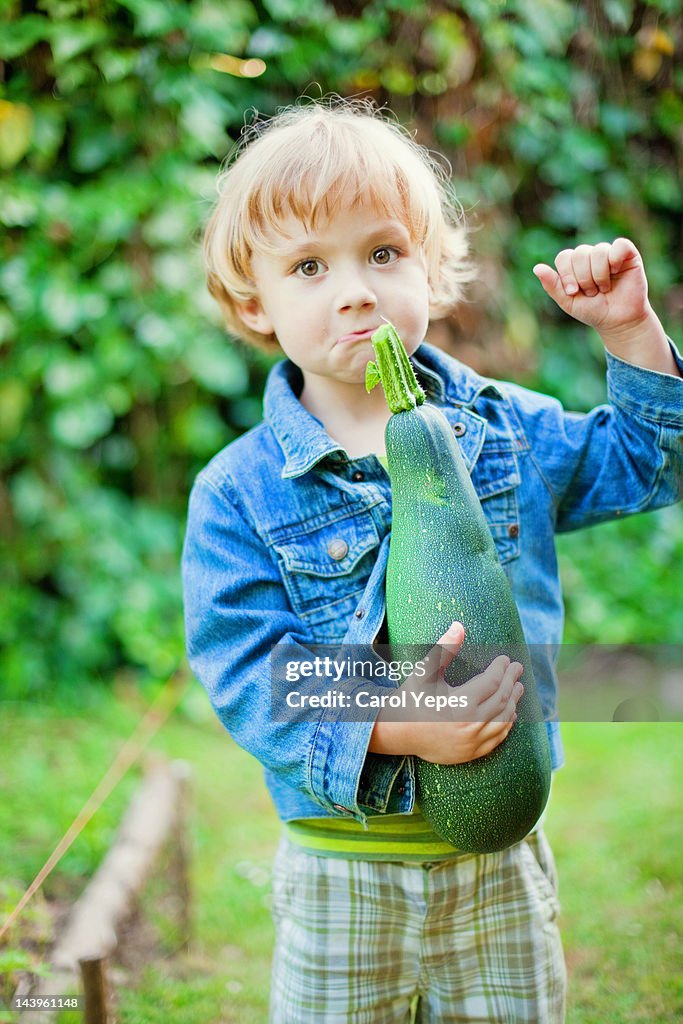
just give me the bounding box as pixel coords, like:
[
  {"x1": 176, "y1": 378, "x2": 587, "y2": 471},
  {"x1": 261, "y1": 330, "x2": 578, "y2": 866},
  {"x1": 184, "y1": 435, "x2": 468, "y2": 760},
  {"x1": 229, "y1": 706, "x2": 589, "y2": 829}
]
[{"x1": 366, "y1": 323, "x2": 425, "y2": 413}]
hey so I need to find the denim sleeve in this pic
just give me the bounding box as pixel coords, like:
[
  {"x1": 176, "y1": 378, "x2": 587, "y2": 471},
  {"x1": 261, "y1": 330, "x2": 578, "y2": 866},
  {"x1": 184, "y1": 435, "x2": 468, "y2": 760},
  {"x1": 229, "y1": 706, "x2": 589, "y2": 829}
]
[
  {"x1": 181, "y1": 472, "x2": 406, "y2": 824},
  {"x1": 509, "y1": 339, "x2": 683, "y2": 532}
]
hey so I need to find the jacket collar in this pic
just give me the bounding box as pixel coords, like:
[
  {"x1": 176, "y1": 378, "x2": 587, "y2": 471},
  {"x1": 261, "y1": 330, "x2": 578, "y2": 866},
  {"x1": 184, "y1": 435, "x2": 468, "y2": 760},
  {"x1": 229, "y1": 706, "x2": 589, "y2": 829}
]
[{"x1": 263, "y1": 340, "x2": 505, "y2": 479}]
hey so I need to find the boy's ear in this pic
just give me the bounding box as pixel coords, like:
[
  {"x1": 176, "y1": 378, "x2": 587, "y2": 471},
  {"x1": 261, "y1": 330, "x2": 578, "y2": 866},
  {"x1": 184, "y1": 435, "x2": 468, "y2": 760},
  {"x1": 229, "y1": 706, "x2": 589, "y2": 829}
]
[{"x1": 235, "y1": 296, "x2": 274, "y2": 336}]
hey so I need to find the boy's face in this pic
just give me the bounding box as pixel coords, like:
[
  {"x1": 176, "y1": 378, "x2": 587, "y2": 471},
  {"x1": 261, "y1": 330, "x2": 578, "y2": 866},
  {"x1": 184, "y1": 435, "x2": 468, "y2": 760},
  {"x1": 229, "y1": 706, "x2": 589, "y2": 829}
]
[{"x1": 237, "y1": 199, "x2": 430, "y2": 388}]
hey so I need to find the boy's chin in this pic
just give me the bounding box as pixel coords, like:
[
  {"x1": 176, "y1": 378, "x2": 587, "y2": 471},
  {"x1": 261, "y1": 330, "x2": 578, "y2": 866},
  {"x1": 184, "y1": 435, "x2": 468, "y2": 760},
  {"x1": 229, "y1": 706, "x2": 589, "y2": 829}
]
[{"x1": 336, "y1": 369, "x2": 370, "y2": 387}]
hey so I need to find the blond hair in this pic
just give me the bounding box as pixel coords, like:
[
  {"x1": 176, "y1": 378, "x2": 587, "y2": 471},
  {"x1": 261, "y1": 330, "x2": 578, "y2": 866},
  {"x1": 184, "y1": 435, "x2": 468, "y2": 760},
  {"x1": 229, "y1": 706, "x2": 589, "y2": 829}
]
[{"x1": 203, "y1": 97, "x2": 474, "y2": 349}]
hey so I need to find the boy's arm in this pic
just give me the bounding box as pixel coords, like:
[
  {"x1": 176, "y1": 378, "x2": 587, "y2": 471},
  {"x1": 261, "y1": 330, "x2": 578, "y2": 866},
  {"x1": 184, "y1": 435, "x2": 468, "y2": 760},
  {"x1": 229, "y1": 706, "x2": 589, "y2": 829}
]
[
  {"x1": 520, "y1": 239, "x2": 683, "y2": 530},
  {"x1": 506, "y1": 352, "x2": 683, "y2": 532}
]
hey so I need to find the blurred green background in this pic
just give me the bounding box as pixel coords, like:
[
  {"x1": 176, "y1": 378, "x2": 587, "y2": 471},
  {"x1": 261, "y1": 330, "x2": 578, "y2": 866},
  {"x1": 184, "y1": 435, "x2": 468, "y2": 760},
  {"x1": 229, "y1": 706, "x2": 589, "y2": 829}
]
[{"x1": 1, "y1": 0, "x2": 682, "y2": 695}]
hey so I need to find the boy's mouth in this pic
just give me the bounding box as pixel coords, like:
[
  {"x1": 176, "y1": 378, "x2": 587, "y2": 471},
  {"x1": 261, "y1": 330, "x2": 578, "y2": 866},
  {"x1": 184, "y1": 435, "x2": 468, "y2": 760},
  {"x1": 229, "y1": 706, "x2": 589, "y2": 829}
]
[{"x1": 338, "y1": 328, "x2": 377, "y2": 343}]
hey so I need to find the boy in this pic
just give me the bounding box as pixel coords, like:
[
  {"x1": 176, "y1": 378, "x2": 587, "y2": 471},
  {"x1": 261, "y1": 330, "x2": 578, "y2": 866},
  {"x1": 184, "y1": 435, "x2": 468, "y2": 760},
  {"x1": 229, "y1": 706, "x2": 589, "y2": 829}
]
[{"x1": 182, "y1": 99, "x2": 682, "y2": 1023}]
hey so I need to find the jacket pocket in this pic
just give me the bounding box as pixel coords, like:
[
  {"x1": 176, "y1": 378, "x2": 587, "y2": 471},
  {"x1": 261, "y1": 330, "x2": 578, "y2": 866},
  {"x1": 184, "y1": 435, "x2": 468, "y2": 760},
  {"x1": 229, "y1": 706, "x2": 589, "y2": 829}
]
[
  {"x1": 471, "y1": 451, "x2": 521, "y2": 564},
  {"x1": 272, "y1": 510, "x2": 380, "y2": 640}
]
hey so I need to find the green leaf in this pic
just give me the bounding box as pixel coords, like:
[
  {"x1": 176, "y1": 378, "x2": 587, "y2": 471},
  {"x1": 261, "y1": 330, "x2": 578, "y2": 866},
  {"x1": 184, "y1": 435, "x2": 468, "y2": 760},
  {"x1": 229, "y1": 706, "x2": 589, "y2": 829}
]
[
  {"x1": 365, "y1": 361, "x2": 381, "y2": 393},
  {"x1": 69, "y1": 125, "x2": 131, "y2": 173},
  {"x1": 0, "y1": 305, "x2": 13, "y2": 345},
  {"x1": 324, "y1": 18, "x2": 381, "y2": 55},
  {"x1": 0, "y1": 380, "x2": 30, "y2": 441},
  {"x1": 95, "y1": 48, "x2": 140, "y2": 83},
  {"x1": 0, "y1": 101, "x2": 33, "y2": 169},
  {"x1": 600, "y1": 103, "x2": 646, "y2": 139},
  {"x1": 51, "y1": 400, "x2": 115, "y2": 449},
  {"x1": 29, "y1": 100, "x2": 67, "y2": 168},
  {"x1": 564, "y1": 128, "x2": 609, "y2": 172},
  {"x1": 0, "y1": 14, "x2": 50, "y2": 59},
  {"x1": 117, "y1": 0, "x2": 189, "y2": 36},
  {"x1": 514, "y1": 0, "x2": 577, "y2": 55},
  {"x1": 249, "y1": 26, "x2": 294, "y2": 57},
  {"x1": 262, "y1": 0, "x2": 324, "y2": 21},
  {"x1": 190, "y1": 0, "x2": 256, "y2": 49},
  {"x1": 601, "y1": 0, "x2": 634, "y2": 30},
  {"x1": 0, "y1": 948, "x2": 32, "y2": 972},
  {"x1": 180, "y1": 90, "x2": 235, "y2": 157},
  {"x1": 44, "y1": 357, "x2": 96, "y2": 398},
  {"x1": 380, "y1": 65, "x2": 417, "y2": 96},
  {"x1": 384, "y1": 0, "x2": 421, "y2": 11},
  {"x1": 0, "y1": 184, "x2": 38, "y2": 227},
  {"x1": 173, "y1": 405, "x2": 231, "y2": 456},
  {"x1": 543, "y1": 192, "x2": 596, "y2": 230},
  {"x1": 654, "y1": 90, "x2": 683, "y2": 140},
  {"x1": 185, "y1": 340, "x2": 249, "y2": 398},
  {"x1": 643, "y1": 170, "x2": 683, "y2": 211},
  {"x1": 50, "y1": 19, "x2": 108, "y2": 63},
  {"x1": 421, "y1": 13, "x2": 475, "y2": 85}
]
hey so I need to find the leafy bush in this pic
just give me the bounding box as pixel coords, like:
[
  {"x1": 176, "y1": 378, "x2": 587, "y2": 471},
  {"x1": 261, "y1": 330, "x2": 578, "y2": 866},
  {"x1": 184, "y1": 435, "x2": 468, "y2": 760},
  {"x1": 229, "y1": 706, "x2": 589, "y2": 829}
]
[{"x1": 1, "y1": 0, "x2": 681, "y2": 695}]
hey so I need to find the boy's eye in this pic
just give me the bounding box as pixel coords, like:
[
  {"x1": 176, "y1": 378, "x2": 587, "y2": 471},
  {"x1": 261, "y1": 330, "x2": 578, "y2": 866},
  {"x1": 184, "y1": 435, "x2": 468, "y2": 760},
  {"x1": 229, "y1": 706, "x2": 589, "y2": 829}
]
[
  {"x1": 295, "y1": 259, "x2": 324, "y2": 278},
  {"x1": 371, "y1": 246, "x2": 399, "y2": 265}
]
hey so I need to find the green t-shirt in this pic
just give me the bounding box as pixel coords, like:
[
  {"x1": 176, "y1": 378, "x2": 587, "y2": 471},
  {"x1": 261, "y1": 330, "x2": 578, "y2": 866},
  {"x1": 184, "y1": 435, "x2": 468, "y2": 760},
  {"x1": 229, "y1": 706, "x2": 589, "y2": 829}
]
[{"x1": 284, "y1": 809, "x2": 461, "y2": 861}]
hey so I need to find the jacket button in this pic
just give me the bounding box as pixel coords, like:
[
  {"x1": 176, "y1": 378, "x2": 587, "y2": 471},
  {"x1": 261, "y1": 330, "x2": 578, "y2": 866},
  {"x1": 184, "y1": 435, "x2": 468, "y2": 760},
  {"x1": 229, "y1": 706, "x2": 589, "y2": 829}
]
[
  {"x1": 327, "y1": 539, "x2": 348, "y2": 561},
  {"x1": 352, "y1": 470, "x2": 365, "y2": 482},
  {"x1": 508, "y1": 524, "x2": 519, "y2": 538},
  {"x1": 355, "y1": 608, "x2": 365, "y2": 619},
  {"x1": 453, "y1": 423, "x2": 466, "y2": 437}
]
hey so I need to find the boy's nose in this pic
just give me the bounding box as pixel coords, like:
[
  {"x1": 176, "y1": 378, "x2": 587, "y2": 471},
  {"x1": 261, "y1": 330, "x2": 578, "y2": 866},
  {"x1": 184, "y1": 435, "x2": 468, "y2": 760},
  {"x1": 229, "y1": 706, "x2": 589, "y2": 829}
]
[{"x1": 336, "y1": 276, "x2": 377, "y2": 313}]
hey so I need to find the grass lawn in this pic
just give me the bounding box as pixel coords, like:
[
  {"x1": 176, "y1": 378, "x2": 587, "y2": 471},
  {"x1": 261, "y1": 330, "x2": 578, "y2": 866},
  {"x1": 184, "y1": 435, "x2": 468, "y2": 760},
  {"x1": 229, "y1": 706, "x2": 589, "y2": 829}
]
[{"x1": 1, "y1": 686, "x2": 681, "y2": 1023}]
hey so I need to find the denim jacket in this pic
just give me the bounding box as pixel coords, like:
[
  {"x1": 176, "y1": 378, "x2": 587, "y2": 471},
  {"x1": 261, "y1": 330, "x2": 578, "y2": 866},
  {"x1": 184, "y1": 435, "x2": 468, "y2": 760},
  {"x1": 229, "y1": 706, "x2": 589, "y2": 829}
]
[{"x1": 182, "y1": 340, "x2": 683, "y2": 826}]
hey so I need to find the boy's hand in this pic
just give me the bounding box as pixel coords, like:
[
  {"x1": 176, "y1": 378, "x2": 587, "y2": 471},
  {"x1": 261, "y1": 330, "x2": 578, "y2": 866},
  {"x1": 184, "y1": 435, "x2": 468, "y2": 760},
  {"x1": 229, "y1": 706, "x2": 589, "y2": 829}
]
[
  {"x1": 533, "y1": 238, "x2": 651, "y2": 335},
  {"x1": 533, "y1": 238, "x2": 679, "y2": 375},
  {"x1": 369, "y1": 622, "x2": 525, "y2": 764}
]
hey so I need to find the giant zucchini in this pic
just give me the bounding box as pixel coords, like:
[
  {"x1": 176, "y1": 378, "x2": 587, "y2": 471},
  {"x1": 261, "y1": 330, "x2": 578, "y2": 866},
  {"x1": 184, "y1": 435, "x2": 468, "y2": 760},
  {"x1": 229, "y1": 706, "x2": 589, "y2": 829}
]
[{"x1": 367, "y1": 323, "x2": 551, "y2": 853}]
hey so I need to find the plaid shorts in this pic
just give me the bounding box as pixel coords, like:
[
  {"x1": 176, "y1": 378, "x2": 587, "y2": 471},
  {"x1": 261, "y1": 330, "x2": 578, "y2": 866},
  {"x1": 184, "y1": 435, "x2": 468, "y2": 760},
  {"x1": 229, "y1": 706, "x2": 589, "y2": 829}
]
[{"x1": 269, "y1": 829, "x2": 566, "y2": 1023}]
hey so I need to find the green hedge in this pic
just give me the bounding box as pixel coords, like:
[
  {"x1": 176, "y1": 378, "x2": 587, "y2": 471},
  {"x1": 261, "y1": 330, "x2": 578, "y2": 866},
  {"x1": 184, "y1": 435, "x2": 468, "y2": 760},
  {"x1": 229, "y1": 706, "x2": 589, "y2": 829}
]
[{"x1": 1, "y1": 0, "x2": 681, "y2": 696}]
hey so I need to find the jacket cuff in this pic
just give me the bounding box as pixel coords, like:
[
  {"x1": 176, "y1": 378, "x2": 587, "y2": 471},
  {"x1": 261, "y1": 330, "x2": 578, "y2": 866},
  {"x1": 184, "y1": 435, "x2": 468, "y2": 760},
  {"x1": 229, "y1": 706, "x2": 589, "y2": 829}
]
[
  {"x1": 307, "y1": 680, "x2": 413, "y2": 823},
  {"x1": 358, "y1": 753, "x2": 414, "y2": 815},
  {"x1": 606, "y1": 337, "x2": 683, "y2": 426}
]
